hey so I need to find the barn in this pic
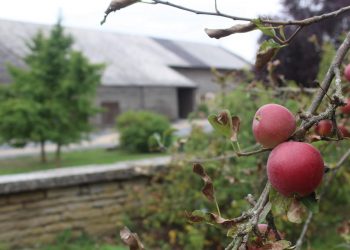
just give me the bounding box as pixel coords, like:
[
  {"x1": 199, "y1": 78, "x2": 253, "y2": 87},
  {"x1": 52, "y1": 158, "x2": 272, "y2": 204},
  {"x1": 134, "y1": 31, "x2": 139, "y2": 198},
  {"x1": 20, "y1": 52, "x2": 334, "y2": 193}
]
[{"x1": 0, "y1": 19, "x2": 250, "y2": 127}]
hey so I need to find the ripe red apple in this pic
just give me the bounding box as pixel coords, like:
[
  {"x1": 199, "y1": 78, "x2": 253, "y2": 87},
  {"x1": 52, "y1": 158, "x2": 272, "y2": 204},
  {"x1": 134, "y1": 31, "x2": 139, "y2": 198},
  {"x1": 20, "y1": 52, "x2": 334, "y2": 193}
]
[
  {"x1": 252, "y1": 104, "x2": 296, "y2": 148},
  {"x1": 345, "y1": 64, "x2": 350, "y2": 82},
  {"x1": 314, "y1": 120, "x2": 333, "y2": 137},
  {"x1": 267, "y1": 142, "x2": 324, "y2": 197},
  {"x1": 338, "y1": 125, "x2": 350, "y2": 137},
  {"x1": 341, "y1": 99, "x2": 350, "y2": 114}
]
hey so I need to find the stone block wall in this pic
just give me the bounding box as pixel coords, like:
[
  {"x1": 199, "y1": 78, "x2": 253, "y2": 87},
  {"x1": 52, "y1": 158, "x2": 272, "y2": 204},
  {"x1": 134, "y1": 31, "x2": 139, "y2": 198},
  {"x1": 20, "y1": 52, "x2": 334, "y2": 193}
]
[{"x1": 0, "y1": 157, "x2": 170, "y2": 249}]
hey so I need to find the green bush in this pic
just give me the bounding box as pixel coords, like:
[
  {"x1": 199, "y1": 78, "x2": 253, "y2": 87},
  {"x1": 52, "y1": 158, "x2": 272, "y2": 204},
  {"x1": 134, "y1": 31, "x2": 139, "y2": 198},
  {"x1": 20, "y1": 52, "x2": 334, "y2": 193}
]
[{"x1": 116, "y1": 111, "x2": 171, "y2": 153}]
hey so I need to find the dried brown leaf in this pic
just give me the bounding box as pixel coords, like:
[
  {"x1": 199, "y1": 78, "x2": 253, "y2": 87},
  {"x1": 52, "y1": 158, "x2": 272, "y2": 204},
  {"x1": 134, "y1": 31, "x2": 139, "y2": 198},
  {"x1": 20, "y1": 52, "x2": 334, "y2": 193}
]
[
  {"x1": 185, "y1": 210, "x2": 209, "y2": 223},
  {"x1": 287, "y1": 199, "x2": 306, "y2": 224},
  {"x1": 120, "y1": 226, "x2": 145, "y2": 250},
  {"x1": 193, "y1": 163, "x2": 214, "y2": 201},
  {"x1": 263, "y1": 240, "x2": 291, "y2": 250},
  {"x1": 217, "y1": 111, "x2": 230, "y2": 126},
  {"x1": 307, "y1": 134, "x2": 322, "y2": 143},
  {"x1": 208, "y1": 213, "x2": 238, "y2": 228},
  {"x1": 255, "y1": 47, "x2": 279, "y2": 71},
  {"x1": 205, "y1": 23, "x2": 256, "y2": 39},
  {"x1": 105, "y1": 0, "x2": 138, "y2": 14},
  {"x1": 230, "y1": 116, "x2": 241, "y2": 142},
  {"x1": 101, "y1": 0, "x2": 138, "y2": 24},
  {"x1": 255, "y1": 39, "x2": 284, "y2": 71}
]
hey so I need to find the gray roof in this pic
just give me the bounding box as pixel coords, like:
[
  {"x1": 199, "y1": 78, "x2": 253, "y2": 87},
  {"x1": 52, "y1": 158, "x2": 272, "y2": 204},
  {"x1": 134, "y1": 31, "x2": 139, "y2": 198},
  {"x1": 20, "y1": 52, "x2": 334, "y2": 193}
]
[{"x1": 0, "y1": 19, "x2": 250, "y2": 87}]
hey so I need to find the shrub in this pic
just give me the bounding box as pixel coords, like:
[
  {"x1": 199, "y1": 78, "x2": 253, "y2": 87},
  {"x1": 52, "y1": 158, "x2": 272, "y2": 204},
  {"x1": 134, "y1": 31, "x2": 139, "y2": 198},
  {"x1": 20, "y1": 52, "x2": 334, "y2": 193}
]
[{"x1": 116, "y1": 111, "x2": 171, "y2": 153}]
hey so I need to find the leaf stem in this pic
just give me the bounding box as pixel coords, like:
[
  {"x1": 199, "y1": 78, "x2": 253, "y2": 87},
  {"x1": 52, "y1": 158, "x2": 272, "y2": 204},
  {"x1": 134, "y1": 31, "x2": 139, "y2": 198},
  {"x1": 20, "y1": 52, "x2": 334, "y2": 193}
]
[{"x1": 214, "y1": 196, "x2": 221, "y2": 217}]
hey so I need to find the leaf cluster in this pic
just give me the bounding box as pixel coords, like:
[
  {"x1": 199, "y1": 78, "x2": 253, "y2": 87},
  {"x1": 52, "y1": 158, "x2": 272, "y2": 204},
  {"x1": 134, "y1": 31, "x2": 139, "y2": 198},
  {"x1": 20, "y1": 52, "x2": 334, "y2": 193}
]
[{"x1": 116, "y1": 111, "x2": 172, "y2": 153}]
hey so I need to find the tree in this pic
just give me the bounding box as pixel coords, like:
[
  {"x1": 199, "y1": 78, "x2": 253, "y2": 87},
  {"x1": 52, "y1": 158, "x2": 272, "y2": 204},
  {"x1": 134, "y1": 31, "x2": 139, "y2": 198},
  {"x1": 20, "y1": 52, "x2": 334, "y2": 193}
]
[
  {"x1": 101, "y1": 1, "x2": 350, "y2": 250},
  {"x1": 50, "y1": 51, "x2": 104, "y2": 165},
  {"x1": 0, "y1": 20, "x2": 104, "y2": 164},
  {"x1": 259, "y1": 0, "x2": 350, "y2": 86}
]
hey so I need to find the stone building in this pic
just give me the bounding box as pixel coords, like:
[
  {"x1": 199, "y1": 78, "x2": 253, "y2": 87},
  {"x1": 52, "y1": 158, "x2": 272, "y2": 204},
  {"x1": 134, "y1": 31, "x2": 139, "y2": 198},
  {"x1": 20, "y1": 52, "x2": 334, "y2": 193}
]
[{"x1": 0, "y1": 19, "x2": 250, "y2": 127}]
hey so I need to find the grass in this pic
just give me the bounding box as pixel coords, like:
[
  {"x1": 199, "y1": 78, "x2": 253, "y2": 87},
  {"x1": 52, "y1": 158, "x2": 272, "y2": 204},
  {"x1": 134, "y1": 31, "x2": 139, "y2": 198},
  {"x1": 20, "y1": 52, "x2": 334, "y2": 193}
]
[
  {"x1": 0, "y1": 148, "x2": 167, "y2": 175},
  {"x1": 37, "y1": 231, "x2": 128, "y2": 250}
]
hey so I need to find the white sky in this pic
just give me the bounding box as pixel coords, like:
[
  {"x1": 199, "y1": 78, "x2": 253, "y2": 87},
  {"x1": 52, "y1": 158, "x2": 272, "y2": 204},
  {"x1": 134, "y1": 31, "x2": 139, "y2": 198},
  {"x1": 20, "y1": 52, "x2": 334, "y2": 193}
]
[{"x1": 0, "y1": 0, "x2": 283, "y2": 62}]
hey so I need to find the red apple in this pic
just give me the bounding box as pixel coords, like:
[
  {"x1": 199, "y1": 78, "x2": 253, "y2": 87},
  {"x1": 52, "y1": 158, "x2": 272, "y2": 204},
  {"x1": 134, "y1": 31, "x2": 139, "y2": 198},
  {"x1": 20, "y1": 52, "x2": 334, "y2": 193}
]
[
  {"x1": 314, "y1": 120, "x2": 333, "y2": 137},
  {"x1": 338, "y1": 125, "x2": 350, "y2": 137},
  {"x1": 252, "y1": 104, "x2": 296, "y2": 148},
  {"x1": 341, "y1": 98, "x2": 350, "y2": 114},
  {"x1": 267, "y1": 141, "x2": 324, "y2": 197},
  {"x1": 344, "y1": 64, "x2": 350, "y2": 82}
]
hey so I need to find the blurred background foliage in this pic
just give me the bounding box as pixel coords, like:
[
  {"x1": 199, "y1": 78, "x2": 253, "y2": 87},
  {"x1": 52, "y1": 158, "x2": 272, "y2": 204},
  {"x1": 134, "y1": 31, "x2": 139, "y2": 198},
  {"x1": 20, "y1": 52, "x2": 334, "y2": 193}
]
[{"x1": 118, "y1": 65, "x2": 350, "y2": 249}]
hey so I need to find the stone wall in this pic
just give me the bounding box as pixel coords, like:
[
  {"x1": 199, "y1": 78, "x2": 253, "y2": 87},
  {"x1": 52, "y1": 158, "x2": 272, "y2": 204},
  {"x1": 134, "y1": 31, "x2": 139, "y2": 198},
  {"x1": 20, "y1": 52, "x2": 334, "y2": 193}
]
[{"x1": 0, "y1": 157, "x2": 170, "y2": 249}]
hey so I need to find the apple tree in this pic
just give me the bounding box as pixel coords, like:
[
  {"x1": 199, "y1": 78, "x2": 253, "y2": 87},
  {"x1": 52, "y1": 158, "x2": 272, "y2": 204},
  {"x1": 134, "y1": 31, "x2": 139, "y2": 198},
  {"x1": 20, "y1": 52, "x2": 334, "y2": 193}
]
[{"x1": 101, "y1": 1, "x2": 350, "y2": 249}]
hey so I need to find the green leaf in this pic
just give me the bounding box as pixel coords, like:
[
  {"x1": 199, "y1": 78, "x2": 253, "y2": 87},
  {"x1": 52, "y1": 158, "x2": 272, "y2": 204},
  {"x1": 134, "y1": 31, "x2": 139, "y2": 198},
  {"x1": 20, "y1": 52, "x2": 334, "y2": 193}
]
[
  {"x1": 300, "y1": 192, "x2": 319, "y2": 213},
  {"x1": 259, "y1": 39, "x2": 285, "y2": 53},
  {"x1": 252, "y1": 19, "x2": 276, "y2": 37},
  {"x1": 208, "y1": 110, "x2": 232, "y2": 138},
  {"x1": 269, "y1": 187, "x2": 293, "y2": 216}
]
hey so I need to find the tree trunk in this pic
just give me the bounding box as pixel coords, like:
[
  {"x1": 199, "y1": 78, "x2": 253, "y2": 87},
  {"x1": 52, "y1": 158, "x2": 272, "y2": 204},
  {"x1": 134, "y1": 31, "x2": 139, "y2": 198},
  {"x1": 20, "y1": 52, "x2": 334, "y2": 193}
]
[
  {"x1": 40, "y1": 141, "x2": 47, "y2": 163},
  {"x1": 55, "y1": 144, "x2": 61, "y2": 167}
]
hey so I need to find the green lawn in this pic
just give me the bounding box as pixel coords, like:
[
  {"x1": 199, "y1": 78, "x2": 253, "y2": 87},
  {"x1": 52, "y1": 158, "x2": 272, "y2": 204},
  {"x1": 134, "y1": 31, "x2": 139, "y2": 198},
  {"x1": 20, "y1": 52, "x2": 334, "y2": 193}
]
[
  {"x1": 36, "y1": 231, "x2": 128, "y2": 250},
  {"x1": 0, "y1": 148, "x2": 167, "y2": 175}
]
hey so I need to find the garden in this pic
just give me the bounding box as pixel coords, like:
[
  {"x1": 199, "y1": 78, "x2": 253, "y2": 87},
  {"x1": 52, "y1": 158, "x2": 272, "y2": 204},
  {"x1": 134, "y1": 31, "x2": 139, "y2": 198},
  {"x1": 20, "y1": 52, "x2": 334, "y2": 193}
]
[{"x1": 0, "y1": 1, "x2": 349, "y2": 250}]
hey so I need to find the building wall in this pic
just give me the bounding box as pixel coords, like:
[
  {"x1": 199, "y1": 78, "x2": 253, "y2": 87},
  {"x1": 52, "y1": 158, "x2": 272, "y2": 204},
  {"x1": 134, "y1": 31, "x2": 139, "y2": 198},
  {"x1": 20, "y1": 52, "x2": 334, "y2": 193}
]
[
  {"x1": 143, "y1": 86, "x2": 178, "y2": 120},
  {"x1": 173, "y1": 68, "x2": 237, "y2": 101},
  {"x1": 174, "y1": 68, "x2": 217, "y2": 97},
  {"x1": 94, "y1": 86, "x2": 180, "y2": 127}
]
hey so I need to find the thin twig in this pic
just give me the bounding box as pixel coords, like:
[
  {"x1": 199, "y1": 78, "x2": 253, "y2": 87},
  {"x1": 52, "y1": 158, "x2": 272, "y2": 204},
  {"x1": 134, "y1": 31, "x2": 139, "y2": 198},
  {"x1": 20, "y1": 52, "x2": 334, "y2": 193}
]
[
  {"x1": 282, "y1": 26, "x2": 303, "y2": 44},
  {"x1": 214, "y1": 0, "x2": 220, "y2": 14},
  {"x1": 237, "y1": 147, "x2": 271, "y2": 157},
  {"x1": 225, "y1": 182, "x2": 271, "y2": 249},
  {"x1": 306, "y1": 31, "x2": 350, "y2": 115},
  {"x1": 295, "y1": 212, "x2": 313, "y2": 250},
  {"x1": 148, "y1": 0, "x2": 350, "y2": 26},
  {"x1": 264, "y1": 5, "x2": 350, "y2": 26},
  {"x1": 150, "y1": 0, "x2": 251, "y2": 21},
  {"x1": 294, "y1": 31, "x2": 350, "y2": 139},
  {"x1": 187, "y1": 144, "x2": 261, "y2": 163},
  {"x1": 334, "y1": 67, "x2": 344, "y2": 99},
  {"x1": 266, "y1": 211, "x2": 281, "y2": 241}
]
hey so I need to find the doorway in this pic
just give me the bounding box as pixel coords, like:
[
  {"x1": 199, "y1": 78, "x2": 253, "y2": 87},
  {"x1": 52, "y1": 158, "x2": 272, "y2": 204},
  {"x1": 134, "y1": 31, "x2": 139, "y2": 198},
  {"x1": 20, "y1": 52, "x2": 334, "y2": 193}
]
[
  {"x1": 177, "y1": 88, "x2": 195, "y2": 119},
  {"x1": 101, "y1": 102, "x2": 120, "y2": 127}
]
